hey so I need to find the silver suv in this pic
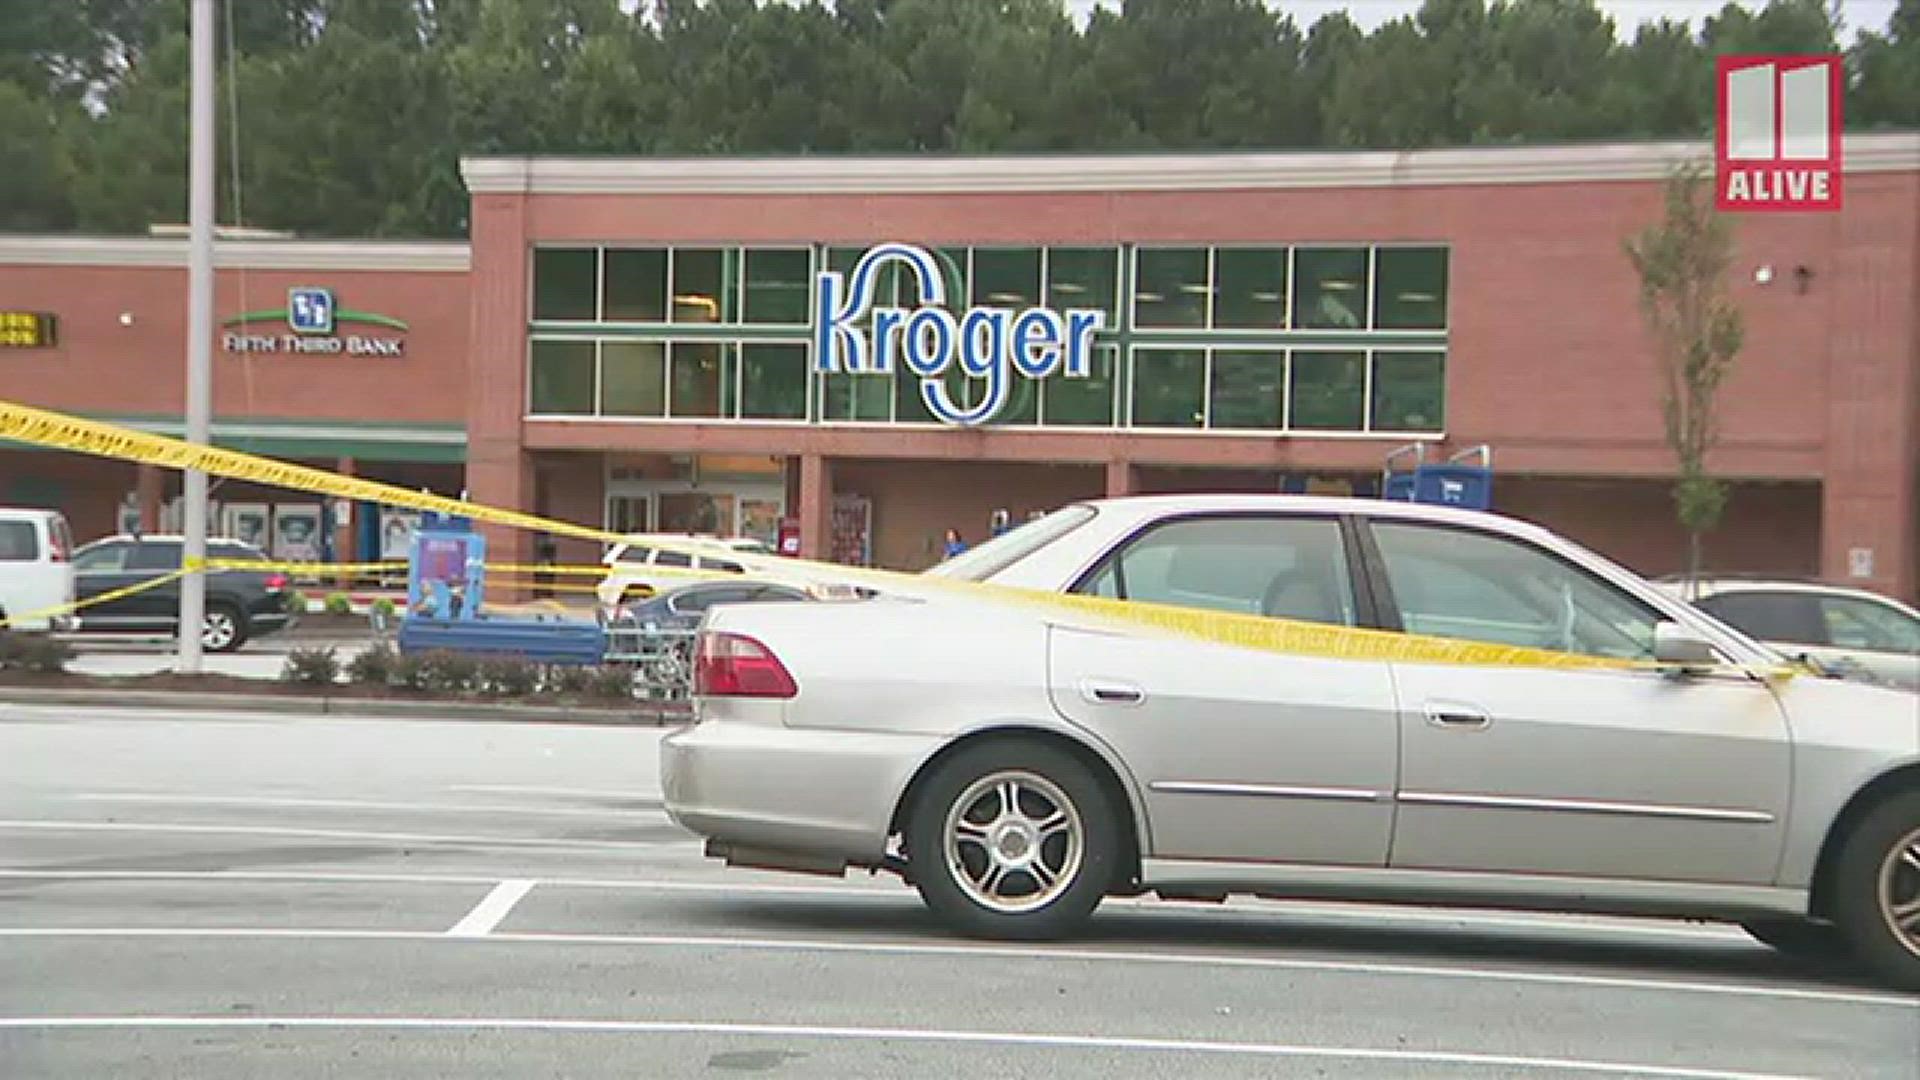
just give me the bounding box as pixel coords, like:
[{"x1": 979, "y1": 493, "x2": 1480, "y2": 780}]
[{"x1": 1659, "y1": 577, "x2": 1919, "y2": 692}]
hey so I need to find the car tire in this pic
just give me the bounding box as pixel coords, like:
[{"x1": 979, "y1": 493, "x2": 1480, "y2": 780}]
[
  {"x1": 1740, "y1": 917, "x2": 1852, "y2": 963},
  {"x1": 904, "y1": 739, "x2": 1121, "y2": 942},
  {"x1": 202, "y1": 602, "x2": 248, "y2": 654},
  {"x1": 1830, "y1": 789, "x2": 1920, "y2": 991}
]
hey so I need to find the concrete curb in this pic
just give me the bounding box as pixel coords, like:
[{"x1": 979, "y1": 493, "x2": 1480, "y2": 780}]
[{"x1": 0, "y1": 685, "x2": 687, "y2": 727}]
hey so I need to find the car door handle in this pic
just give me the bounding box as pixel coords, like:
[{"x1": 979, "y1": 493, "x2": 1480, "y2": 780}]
[
  {"x1": 1424, "y1": 702, "x2": 1491, "y2": 730},
  {"x1": 1079, "y1": 679, "x2": 1145, "y2": 706}
]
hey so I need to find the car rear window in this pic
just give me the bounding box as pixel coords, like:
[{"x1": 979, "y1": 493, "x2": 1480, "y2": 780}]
[
  {"x1": 128, "y1": 542, "x2": 184, "y2": 571},
  {"x1": 617, "y1": 546, "x2": 655, "y2": 563},
  {"x1": 0, "y1": 521, "x2": 40, "y2": 561}
]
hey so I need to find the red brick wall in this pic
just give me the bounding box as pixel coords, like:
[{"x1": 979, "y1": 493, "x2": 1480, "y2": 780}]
[
  {"x1": 1493, "y1": 477, "x2": 1821, "y2": 581},
  {"x1": 0, "y1": 262, "x2": 469, "y2": 425},
  {"x1": 830, "y1": 460, "x2": 1103, "y2": 570}
]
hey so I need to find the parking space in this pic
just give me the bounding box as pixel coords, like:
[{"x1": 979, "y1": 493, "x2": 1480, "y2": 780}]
[{"x1": 3, "y1": 706, "x2": 1917, "y2": 1079}]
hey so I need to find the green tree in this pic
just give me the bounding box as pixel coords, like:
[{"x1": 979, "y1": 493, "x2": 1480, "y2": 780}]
[
  {"x1": 1623, "y1": 161, "x2": 1747, "y2": 591},
  {"x1": 1851, "y1": 0, "x2": 1920, "y2": 127},
  {"x1": 0, "y1": 81, "x2": 81, "y2": 230},
  {"x1": 1602, "y1": 20, "x2": 1712, "y2": 138}
]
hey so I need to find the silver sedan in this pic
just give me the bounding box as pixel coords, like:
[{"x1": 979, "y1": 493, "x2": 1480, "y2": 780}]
[{"x1": 660, "y1": 495, "x2": 1920, "y2": 990}]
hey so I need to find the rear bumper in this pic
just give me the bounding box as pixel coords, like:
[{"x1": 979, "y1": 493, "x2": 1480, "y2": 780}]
[
  {"x1": 660, "y1": 716, "x2": 942, "y2": 865},
  {"x1": 249, "y1": 611, "x2": 293, "y2": 637}
]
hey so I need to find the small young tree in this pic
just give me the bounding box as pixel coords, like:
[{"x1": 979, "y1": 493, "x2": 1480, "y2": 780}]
[{"x1": 1623, "y1": 160, "x2": 1746, "y2": 595}]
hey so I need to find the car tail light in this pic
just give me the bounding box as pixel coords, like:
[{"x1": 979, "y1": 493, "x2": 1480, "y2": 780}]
[
  {"x1": 264, "y1": 574, "x2": 288, "y2": 591},
  {"x1": 694, "y1": 631, "x2": 798, "y2": 699}
]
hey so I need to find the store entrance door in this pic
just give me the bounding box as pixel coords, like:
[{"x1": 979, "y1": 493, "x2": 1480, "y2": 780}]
[{"x1": 604, "y1": 481, "x2": 786, "y2": 549}]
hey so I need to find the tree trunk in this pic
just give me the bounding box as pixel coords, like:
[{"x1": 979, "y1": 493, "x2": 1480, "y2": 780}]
[{"x1": 1687, "y1": 528, "x2": 1703, "y2": 597}]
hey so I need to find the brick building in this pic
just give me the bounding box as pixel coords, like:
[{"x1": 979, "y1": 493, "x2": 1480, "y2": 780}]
[{"x1": 3, "y1": 133, "x2": 1916, "y2": 600}]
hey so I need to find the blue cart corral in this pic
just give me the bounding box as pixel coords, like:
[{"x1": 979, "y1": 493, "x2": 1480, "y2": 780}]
[
  {"x1": 1381, "y1": 443, "x2": 1494, "y2": 510},
  {"x1": 395, "y1": 512, "x2": 606, "y2": 665}
]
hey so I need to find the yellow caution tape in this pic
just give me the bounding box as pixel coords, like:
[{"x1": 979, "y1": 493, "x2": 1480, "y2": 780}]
[
  {"x1": 0, "y1": 401, "x2": 617, "y2": 545},
  {"x1": 0, "y1": 399, "x2": 1795, "y2": 679},
  {"x1": 0, "y1": 569, "x2": 193, "y2": 631}
]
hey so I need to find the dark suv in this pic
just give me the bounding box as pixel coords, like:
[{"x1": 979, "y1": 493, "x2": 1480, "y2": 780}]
[{"x1": 70, "y1": 535, "x2": 295, "y2": 652}]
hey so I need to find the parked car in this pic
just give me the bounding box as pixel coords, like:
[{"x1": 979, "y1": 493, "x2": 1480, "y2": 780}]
[
  {"x1": 70, "y1": 534, "x2": 294, "y2": 652},
  {"x1": 663, "y1": 494, "x2": 1920, "y2": 990},
  {"x1": 1657, "y1": 576, "x2": 1919, "y2": 693},
  {"x1": 615, "y1": 579, "x2": 815, "y2": 634},
  {"x1": 0, "y1": 507, "x2": 76, "y2": 632},
  {"x1": 595, "y1": 535, "x2": 771, "y2": 608}
]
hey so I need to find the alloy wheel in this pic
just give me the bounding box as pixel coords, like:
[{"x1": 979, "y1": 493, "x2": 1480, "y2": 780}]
[
  {"x1": 202, "y1": 610, "x2": 238, "y2": 651},
  {"x1": 941, "y1": 769, "x2": 1084, "y2": 914},
  {"x1": 1878, "y1": 825, "x2": 1920, "y2": 959}
]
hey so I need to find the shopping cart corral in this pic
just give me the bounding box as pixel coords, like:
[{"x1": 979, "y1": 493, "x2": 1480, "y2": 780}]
[{"x1": 603, "y1": 615, "x2": 700, "y2": 704}]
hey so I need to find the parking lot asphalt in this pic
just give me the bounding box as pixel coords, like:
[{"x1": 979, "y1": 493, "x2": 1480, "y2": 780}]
[{"x1": 2, "y1": 703, "x2": 1916, "y2": 1079}]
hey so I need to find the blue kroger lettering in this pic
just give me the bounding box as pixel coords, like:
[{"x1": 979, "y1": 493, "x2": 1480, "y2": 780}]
[{"x1": 814, "y1": 243, "x2": 1106, "y2": 425}]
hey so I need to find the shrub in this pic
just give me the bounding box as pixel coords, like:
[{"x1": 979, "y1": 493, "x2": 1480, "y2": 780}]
[
  {"x1": 422, "y1": 650, "x2": 479, "y2": 694},
  {"x1": 545, "y1": 663, "x2": 593, "y2": 696},
  {"x1": 390, "y1": 651, "x2": 433, "y2": 692},
  {"x1": 324, "y1": 592, "x2": 353, "y2": 617},
  {"x1": 282, "y1": 646, "x2": 341, "y2": 686},
  {"x1": 588, "y1": 664, "x2": 636, "y2": 702},
  {"x1": 285, "y1": 590, "x2": 309, "y2": 615},
  {"x1": 5, "y1": 634, "x2": 74, "y2": 675},
  {"x1": 370, "y1": 597, "x2": 397, "y2": 618},
  {"x1": 347, "y1": 643, "x2": 397, "y2": 686},
  {"x1": 478, "y1": 656, "x2": 539, "y2": 697}
]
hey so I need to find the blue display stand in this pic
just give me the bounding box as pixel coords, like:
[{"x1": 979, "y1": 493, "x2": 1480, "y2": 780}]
[
  {"x1": 1381, "y1": 445, "x2": 1494, "y2": 511},
  {"x1": 396, "y1": 511, "x2": 606, "y2": 664}
]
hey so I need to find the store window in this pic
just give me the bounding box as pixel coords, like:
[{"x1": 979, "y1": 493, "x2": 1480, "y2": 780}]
[
  {"x1": 600, "y1": 341, "x2": 666, "y2": 417},
  {"x1": 1374, "y1": 247, "x2": 1448, "y2": 330},
  {"x1": 671, "y1": 248, "x2": 732, "y2": 323},
  {"x1": 1134, "y1": 248, "x2": 1208, "y2": 328},
  {"x1": 1370, "y1": 351, "x2": 1445, "y2": 432},
  {"x1": 1047, "y1": 248, "x2": 1119, "y2": 321},
  {"x1": 743, "y1": 249, "x2": 811, "y2": 325},
  {"x1": 740, "y1": 343, "x2": 808, "y2": 420},
  {"x1": 1209, "y1": 349, "x2": 1285, "y2": 430},
  {"x1": 973, "y1": 248, "x2": 1042, "y2": 309},
  {"x1": 1289, "y1": 350, "x2": 1365, "y2": 430},
  {"x1": 821, "y1": 371, "x2": 893, "y2": 422},
  {"x1": 533, "y1": 248, "x2": 597, "y2": 321},
  {"x1": 1043, "y1": 346, "x2": 1117, "y2": 426},
  {"x1": 529, "y1": 340, "x2": 595, "y2": 414},
  {"x1": 670, "y1": 341, "x2": 732, "y2": 418},
  {"x1": 1132, "y1": 348, "x2": 1206, "y2": 428},
  {"x1": 1213, "y1": 248, "x2": 1289, "y2": 329},
  {"x1": 603, "y1": 248, "x2": 668, "y2": 322},
  {"x1": 1294, "y1": 248, "x2": 1369, "y2": 330}
]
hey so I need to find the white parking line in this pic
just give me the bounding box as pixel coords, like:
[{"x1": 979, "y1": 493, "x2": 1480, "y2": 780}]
[
  {"x1": 0, "y1": 868, "x2": 1750, "y2": 942},
  {"x1": 69, "y1": 793, "x2": 665, "y2": 820},
  {"x1": 0, "y1": 820, "x2": 690, "y2": 852},
  {"x1": 0, "y1": 1015, "x2": 1818, "y2": 1078},
  {"x1": 445, "y1": 880, "x2": 536, "y2": 938},
  {"x1": 0, "y1": 926, "x2": 1909, "y2": 1010}
]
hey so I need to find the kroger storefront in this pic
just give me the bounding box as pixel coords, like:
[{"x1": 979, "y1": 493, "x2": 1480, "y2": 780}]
[{"x1": 458, "y1": 138, "x2": 1918, "y2": 597}]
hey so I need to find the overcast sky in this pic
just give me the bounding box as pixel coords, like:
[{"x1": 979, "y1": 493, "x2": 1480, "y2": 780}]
[{"x1": 1066, "y1": 0, "x2": 1898, "y2": 43}]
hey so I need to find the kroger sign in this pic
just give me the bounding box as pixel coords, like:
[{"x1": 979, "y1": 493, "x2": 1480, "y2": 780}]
[{"x1": 813, "y1": 243, "x2": 1106, "y2": 426}]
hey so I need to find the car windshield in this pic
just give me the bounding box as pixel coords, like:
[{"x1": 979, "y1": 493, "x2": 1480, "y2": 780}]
[{"x1": 924, "y1": 505, "x2": 1099, "y2": 582}]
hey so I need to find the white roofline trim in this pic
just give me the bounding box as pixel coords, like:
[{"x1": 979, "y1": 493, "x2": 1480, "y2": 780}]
[
  {"x1": 460, "y1": 134, "x2": 1920, "y2": 196},
  {"x1": 117, "y1": 418, "x2": 466, "y2": 445},
  {"x1": 0, "y1": 237, "x2": 471, "y2": 271}
]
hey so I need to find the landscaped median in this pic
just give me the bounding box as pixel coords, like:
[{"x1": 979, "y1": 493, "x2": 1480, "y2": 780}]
[{"x1": 0, "y1": 633, "x2": 687, "y2": 726}]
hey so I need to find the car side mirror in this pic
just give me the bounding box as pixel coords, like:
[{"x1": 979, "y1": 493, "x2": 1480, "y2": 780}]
[{"x1": 1653, "y1": 621, "x2": 1719, "y2": 668}]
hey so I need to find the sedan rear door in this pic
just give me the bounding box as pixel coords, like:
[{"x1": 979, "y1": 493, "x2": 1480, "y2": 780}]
[{"x1": 1046, "y1": 513, "x2": 1400, "y2": 868}]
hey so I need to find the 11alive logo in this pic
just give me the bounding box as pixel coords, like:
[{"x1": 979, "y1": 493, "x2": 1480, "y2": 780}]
[{"x1": 1715, "y1": 54, "x2": 1844, "y2": 213}]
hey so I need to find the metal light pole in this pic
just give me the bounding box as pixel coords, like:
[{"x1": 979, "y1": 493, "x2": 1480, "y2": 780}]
[{"x1": 176, "y1": 0, "x2": 215, "y2": 674}]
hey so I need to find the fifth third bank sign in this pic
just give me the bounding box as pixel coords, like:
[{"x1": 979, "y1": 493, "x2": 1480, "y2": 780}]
[{"x1": 1716, "y1": 54, "x2": 1844, "y2": 212}]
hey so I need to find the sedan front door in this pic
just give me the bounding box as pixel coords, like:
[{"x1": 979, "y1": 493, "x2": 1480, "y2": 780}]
[
  {"x1": 1365, "y1": 520, "x2": 1792, "y2": 887},
  {"x1": 1048, "y1": 513, "x2": 1401, "y2": 868}
]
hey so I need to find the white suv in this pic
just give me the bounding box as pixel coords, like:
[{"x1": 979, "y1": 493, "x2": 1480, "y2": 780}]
[
  {"x1": 0, "y1": 508, "x2": 76, "y2": 632},
  {"x1": 1659, "y1": 577, "x2": 1919, "y2": 692},
  {"x1": 595, "y1": 536, "x2": 771, "y2": 609}
]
